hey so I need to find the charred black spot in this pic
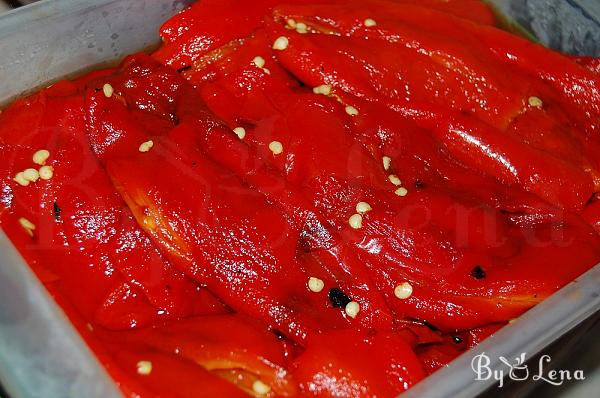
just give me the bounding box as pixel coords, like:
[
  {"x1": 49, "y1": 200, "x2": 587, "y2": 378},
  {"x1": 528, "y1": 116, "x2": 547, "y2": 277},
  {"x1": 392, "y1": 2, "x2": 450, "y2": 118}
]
[
  {"x1": 328, "y1": 288, "x2": 351, "y2": 308},
  {"x1": 177, "y1": 65, "x2": 192, "y2": 73},
  {"x1": 471, "y1": 265, "x2": 486, "y2": 280},
  {"x1": 586, "y1": 193, "x2": 598, "y2": 206},
  {"x1": 414, "y1": 179, "x2": 425, "y2": 189},
  {"x1": 422, "y1": 320, "x2": 440, "y2": 332},
  {"x1": 53, "y1": 202, "x2": 62, "y2": 221}
]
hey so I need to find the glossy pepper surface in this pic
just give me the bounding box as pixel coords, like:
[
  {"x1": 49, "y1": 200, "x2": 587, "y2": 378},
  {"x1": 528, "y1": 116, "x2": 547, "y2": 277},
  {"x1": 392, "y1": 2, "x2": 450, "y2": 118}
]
[{"x1": 1, "y1": 1, "x2": 600, "y2": 397}]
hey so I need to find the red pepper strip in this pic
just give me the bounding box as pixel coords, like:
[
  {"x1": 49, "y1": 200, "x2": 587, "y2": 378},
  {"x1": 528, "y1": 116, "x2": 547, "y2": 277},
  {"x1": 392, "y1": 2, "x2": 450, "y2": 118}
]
[
  {"x1": 463, "y1": 24, "x2": 600, "y2": 124},
  {"x1": 104, "y1": 140, "x2": 330, "y2": 342},
  {"x1": 155, "y1": 0, "x2": 274, "y2": 69},
  {"x1": 219, "y1": 51, "x2": 556, "y2": 222},
  {"x1": 270, "y1": 29, "x2": 597, "y2": 211},
  {"x1": 388, "y1": 100, "x2": 595, "y2": 211},
  {"x1": 393, "y1": 321, "x2": 446, "y2": 347},
  {"x1": 87, "y1": 91, "x2": 353, "y2": 342},
  {"x1": 305, "y1": 173, "x2": 525, "y2": 330},
  {"x1": 583, "y1": 198, "x2": 600, "y2": 234},
  {"x1": 183, "y1": 30, "x2": 300, "y2": 94},
  {"x1": 294, "y1": 330, "x2": 425, "y2": 396},
  {"x1": 570, "y1": 56, "x2": 600, "y2": 75},
  {"x1": 274, "y1": 1, "x2": 600, "y2": 124},
  {"x1": 350, "y1": 95, "x2": 600, "y2": 232},
  {"x1": 412, "y1": 327, "x2": 499, "y2": 373},
  {"x1": 416, "y1": 342, "x2": 465, "y2": 375},
  {"x1": 87, "y1": 53, "x2": 394, "y2": 333},
  {"x1": 1, "y1": 198, "x2": 174, "y2": 331},
  {"x1": 172, "y1": 36, "x2": 566, "y2": 329},
  {"x1": 91, "y1": 278, "x2": 228, "y2": 330},
  {"x1": 407, "y1": 5, "x2": 600, "y2": 139},
  {"x1": 347, "y1": 99, "x2": 566, "y2": 221},
  {"x1": 466, "y1": 323, "x2": 504, "y2": 349},
  {"x1": 387, "y1": 0, "x2": 498, "y2": 26},
  {"x1": 179, "y1": 35, "x2": 396, "y2": 330},
  {"x1": 269, "y1": 2, "x2": 600, "y2": 178},
  {"x1": 198, "y1": 59, "x2": 593, "y2": 327},
  {"x1": 170, "y1": 34, "x2": 587, "y2": 330},
  {"x1": 156, "y1": 0, "x2": 496, "y2": 72},
  {"x1": 153, "y1": 0, "x2": 340, "y2": 70},
  {"x1": 95, "y1": 315, "x2": 297, "y2": 397},
  {"x1": 100, "y1": 348, "x2": 250, "y2": 398},
  {"x1": 28, "y1": 271, "x2": 237, "y2": 398},
  {"x1": 271, "y1": 1, "x2": 528, "y2": 129},
  {"x1": 504, "y1": 101, "x2": 600, "y2": 181},
  {"x1": 0, "y1": 86, "x2": 209, "y2": 329},
  {"x1": 193, "y1": 122, "x2": 395, "y2": 330}
]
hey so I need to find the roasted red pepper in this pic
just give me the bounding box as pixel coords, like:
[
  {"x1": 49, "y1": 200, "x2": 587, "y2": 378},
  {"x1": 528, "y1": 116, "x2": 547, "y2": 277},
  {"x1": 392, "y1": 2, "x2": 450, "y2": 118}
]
[
  {"x1": 95, "y1": 315, "x2": 297, "y2": 397},
  {"x1": 167, "y1": 21, "x2": 600, "y2": 330},
  {"x1": 1, "y1": 1, "x2": 600, "y2": 397},
  {"x1": 269, "y1": 4, "x2": 600, "y2": 211},
  {"x1": 0, "y1": 83, "x2": 220, "y2": 329}
]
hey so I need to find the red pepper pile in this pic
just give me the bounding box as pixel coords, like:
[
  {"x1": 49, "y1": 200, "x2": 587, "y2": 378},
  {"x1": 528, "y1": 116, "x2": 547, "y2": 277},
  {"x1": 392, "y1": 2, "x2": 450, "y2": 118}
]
[{"x1": 1, "y1": 1, "x2": 600, "y2": 397}]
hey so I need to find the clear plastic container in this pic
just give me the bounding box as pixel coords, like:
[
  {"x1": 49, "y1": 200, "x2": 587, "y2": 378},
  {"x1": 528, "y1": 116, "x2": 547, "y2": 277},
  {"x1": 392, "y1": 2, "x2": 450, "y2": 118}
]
[{"x1": 0, "y1": 1, "x2": 598, "y2": 397}]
